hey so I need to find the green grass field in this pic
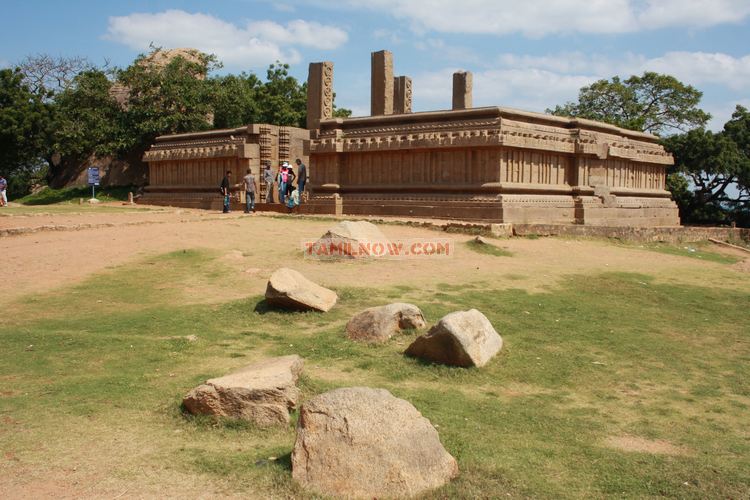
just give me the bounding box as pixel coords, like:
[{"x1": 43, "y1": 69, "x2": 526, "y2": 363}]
[{"x1": 1, "y1": 248, "x2": 749, "y2": 498}]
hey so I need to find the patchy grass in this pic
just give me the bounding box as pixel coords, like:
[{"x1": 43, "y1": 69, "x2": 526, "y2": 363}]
[
  {"x1": 633, "y1": 242, "x2": 740, "y2": 264},
  {"x1": 1, "y1": 249, "x2": 749, "y2": 498},
  {"x1": 464, "y1": 239, "x2": 514, "y2": 257},
  {"x1": 16, "y1": 185, "x2": 136, "y2": 205}
]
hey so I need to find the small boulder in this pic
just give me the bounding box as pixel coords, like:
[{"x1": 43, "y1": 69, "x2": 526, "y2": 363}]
[
  {"x1": 346, "y1": 303, "x2": 426, "y2": 343},
  {"x1": 405, "y1": 309, "x2": 502, "y2": 367},
  {"x1": 292, "y1": 387, "x2": 458, "y2": 498},
  {"x1": 265, "y1": 268, "x2": 337, "y2": 312},
  {"x1": 311, "y1": 220, "x2": 391, "y2": 259},
  {"x1": 183, "y1": 355, "x2": 303, "y2": 426}
]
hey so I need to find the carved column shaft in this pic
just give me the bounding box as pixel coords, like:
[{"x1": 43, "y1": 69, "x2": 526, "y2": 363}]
[
  {"x1": 393, "y1": 76, "x2": 412, "y2": 114},
  {"x1": 307, "y1": 62, "x2": 334, "y2": 130},
  {"x1": 452, "y1": 71, "x2": 473, "y2": 110},
  {"x1": 371, "y1": 50, "x2": 394, "y2": 116}
]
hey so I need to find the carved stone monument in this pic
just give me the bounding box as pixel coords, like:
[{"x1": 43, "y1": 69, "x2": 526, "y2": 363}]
[
  {"x1": 141, "y1": 125, "x2": 308, "y2": 210},
  {"x1": 393, "y1": 76, "x2": 412, "y2": 114},
  {"x1": 452, "y1": 71, "x2": 473, "y2": 110},
  {"x1": 302, "y1": 50, "x2": 680, "y2": 227},
  {"x1": 307, "y1": 61, "x2": 334, "y2": 130},
  {"x1": 371, "y1": 50, "x2": 394, "y2": 116}
]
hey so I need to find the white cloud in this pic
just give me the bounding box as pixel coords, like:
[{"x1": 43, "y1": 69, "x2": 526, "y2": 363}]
[
  {"x1": 412, "y1": 50, "x2": 750, "y2": 116},
  {"x1": 105, "y1": 10, "x2": 347, "y2": 68},
  {"x1": 636, "y1": 0, "x2": 750, "y2": 29},
  {"x1": 705, "y1": 98, "x2": 750, "y2": 131},
  {"x1": 412, "y1": 67, "x2": 596, "y2": 113},
  {"x1": 644, "y1": 52, "x2": 750, "y2": 91},
  {"x1": 492, "y1": 50, "x2": 750, "y2": 91},
  {"x1": 340, "y1": 0, "x2": 750, "y2": 36}
]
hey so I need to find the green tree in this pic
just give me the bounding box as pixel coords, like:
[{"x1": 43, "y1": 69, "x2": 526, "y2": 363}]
[
  {"x1": 210, "y1": 72, "x2": 263, "y2": 129},
  {"x1": 118, "y1": 50, "x2": 219, "y2": 149},
  {"x1": 663, "y1": 106, "x2": 750, "y2": 225},
  {"x1": 0, "y1": 68, "x2": 54, "y2": 197},
  {"x1": 548, "y1": 72, "x2": 710, "y2": 136},
  {"x1": 256, "y1": 62, "x2": 307, "y2": 127},
  {"x1": 53, "y1": 69, "x2": 127, "y2": 159}
]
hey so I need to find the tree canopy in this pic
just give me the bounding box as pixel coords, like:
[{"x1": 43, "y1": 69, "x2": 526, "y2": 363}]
[
  {"x1": 1, "y1": 48, "x2": 355, "y2": 197},
  {"x1": 548, "y1": 71, "x2": 710, "y2": 136},
  {"x1": 663, "y1": 106, "x2": 750, "y2": 224},
  {"x1": 0, "y1": 68, "x2": 53, "y2": 193}
]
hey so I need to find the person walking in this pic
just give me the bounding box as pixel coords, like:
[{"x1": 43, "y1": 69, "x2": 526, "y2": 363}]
[
  {"x1": 0, "y1": 175, "x2": 7, "y2": 207},
  {"x1": 263, "y1": 162, "x2": 274, "y2": 204},
  {"x1": 220, "y1": 170, "x2": 232, "y2": 213},
  {"x1": 295, "y1": 158, "x2": 307, "y2": 202},
  {"x1": 243, "y1": 168, "x2": 257, "y2": 213}
]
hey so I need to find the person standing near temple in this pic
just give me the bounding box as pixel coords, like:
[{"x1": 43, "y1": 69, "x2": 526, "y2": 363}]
[
  {"x1": 263, "y1": 162, "x2": 274, "y2": 204},
  {"x1": 278, "y1": 162, "x2": 289, "y2": 204},
  {"x1": 295, "y1": 158, "x2": 307, "y2": 202},
  {"x1": 0, "y1": 175, "x2": 7, "y2": 207},
  {"x1": 286, "y1": 165, "x2": 296, "y2": 199},
  {"x1": 243, "y1": 168, "x2": 257, "y2": 213},
  {"x1": 220, "y1": 170, "x2": 231, "y2": 213}
]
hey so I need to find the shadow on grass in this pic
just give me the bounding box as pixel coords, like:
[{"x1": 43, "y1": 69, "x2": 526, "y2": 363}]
[{"x1": 254, "y1": 299, "x2": 294, "y2": 315}]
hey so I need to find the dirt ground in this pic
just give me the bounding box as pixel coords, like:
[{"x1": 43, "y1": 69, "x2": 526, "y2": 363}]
[
  {"x1": 1, "y1": 204, "x2": 747, "y2": 309},
  {"x1": 1, "y1": 204, "x2": 748, "y2": 498}
]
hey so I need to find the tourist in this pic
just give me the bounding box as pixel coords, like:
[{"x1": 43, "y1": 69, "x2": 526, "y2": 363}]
[
  {"x1": 278, "y1": 162, "x2": 289, "y2": 204},
  {"x1": 287, "y1": 184, "x2": 300, "y2": 212},
  {"x1": 243, "y1": 168, "x2": 257, "y2": 213},
  {"x1": 295, "y1": 158, "x2": 307, "y2": 202},
  {"x1": 0, "y1": 175, "x2": 7, "y2": 207},
  {"x1": 286, "y1": 165, "x2": 297, "y2": 199},
  {"x1": 263, "y1": 162, "x2": 274, "y2": 203},
  {"x1": 220, "y1": 170, "x2": 231, "y2": 213}
]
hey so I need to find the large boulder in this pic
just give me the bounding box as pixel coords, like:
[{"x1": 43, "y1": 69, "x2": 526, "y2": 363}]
[
  {"x1": 183, "y1": 355, "x2": 303, "y2": 426},
  {"x1": 405, "y1": 309, "x2": 502, "y2": 367},
  {"x1": 346, "y1": 303, "x2": 426, "y2": 343},
  {"x1": 310, "y1": 220, "x2": 391, "y2": 259},
  {"x1": 265, "y1": 268, "x2": 337, "y2": 312},
  {"x1": 292, "y1": 387, "x2": 458, "y2": 498}
]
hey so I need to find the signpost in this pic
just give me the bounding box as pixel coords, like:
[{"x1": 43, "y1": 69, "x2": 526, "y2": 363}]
[{"x1": 87, "y1": 167, "x2": 100, "y2": 200}]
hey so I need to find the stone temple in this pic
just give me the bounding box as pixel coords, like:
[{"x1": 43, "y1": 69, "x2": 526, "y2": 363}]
[
  {"x1": 141, "y1": 125, "x2": 308, "y2": 210},
  {"x1": 303, "y1": 50, "x2": 679, "y2": 226},
  {"x1": 142, "y1": 49, "x2": 679, "y2": 226}
]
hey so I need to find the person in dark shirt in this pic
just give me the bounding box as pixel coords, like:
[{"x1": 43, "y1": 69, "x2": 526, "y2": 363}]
[
  {"x1": 221, "y1": 170, "x2": 231, "y2": 213},
  {"x1": 286, "y1": 166, "x2": 296, "y2": 198}
]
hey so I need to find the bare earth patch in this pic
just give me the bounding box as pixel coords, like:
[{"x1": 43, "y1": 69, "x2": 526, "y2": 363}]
[{"x1": 604, "y1": 435, "x2": 691, "y2": 456}]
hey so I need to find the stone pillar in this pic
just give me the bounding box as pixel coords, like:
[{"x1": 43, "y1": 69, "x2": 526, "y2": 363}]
[
  {"x1": 307, "y1": 62, "x2": 334, "y2": 130},
  {"x1": 371, "y1": 50, "x2": 394, "y2": 116},
  {"x1": 452, "y1": 71, "x2": 473, "y2": 110},
  {"x1": 393, "y1": 76, "x2": 412, "y2": 114}
]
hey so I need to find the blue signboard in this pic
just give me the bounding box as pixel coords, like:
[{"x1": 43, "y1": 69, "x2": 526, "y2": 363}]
[{"x1": 87, "y1": 167, "x2": 100, "y2": 186}]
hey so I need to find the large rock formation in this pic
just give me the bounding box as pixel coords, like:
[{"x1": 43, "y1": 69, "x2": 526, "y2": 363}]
[
  {"x1": 292, "y1": 387, "x2": 458, "y2": 498},
  {"x1": 405, "y1": 309, "x2": 502, "y2": 367},
  {"x1": 310, "y1": 220, "x2": 391, "y2": 259},
  {"x1": 346, "y1": 303, "x2": 426, "y2": 343},
  {"x1": 182, "y1": 355, "x2": 303, "y2": 426},
  {"x1": 265, "y1": 268, "x2": 337, "y2": 312}
]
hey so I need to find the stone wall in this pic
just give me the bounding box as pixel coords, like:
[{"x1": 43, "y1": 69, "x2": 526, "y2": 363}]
[
  {"x1": 141, "y1": 124, "x2": 309, "y2": 208},
  {"x1": 304, "y1": 107, "x2": 679, "y2": 226}
]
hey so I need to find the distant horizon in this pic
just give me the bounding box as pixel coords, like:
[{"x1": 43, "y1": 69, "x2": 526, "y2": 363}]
[{"x1": 2, "y1": 0, "x2": 749, "y2": 131}]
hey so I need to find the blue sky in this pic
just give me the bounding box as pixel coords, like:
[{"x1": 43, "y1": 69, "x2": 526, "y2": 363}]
[{"x1": 2, "y1": 0, "x2": 749, "y2": 130}]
